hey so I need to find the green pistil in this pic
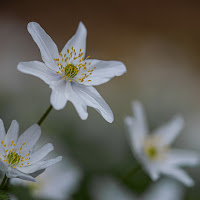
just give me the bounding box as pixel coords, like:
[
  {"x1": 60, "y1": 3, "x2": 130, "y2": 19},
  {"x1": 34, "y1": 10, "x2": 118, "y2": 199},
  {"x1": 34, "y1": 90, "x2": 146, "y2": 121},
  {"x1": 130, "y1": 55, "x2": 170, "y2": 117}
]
[
  {"x1": 146, "y1": 146, "x2": 157, "y2": 159},
  {"x1": 65, "y1": 64, "x2": 78, "y2": 78},
  {"x1": 7, "y1": 152, "x2": 20, "y2": 166}
]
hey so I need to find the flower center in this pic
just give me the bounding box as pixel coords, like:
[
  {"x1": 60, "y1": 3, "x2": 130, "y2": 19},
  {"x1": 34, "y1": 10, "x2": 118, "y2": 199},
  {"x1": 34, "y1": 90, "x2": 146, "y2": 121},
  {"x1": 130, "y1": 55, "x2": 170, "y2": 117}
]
[
  {"x1": 7, "y1": 151, "x2": 21, "y2": 167},
  {"x1": 0, "y1": 140, "x2": 31, "y2": 168},
  {"x1": 143, "y1": 136, "x2": 168, "y2": 161},
  {"x1": 145, "y1": 145, "x2": 158, "y2": 159},
  {"x1": 64, "y1": 64, "x2": 78, "y2": 78},
  {"x1": 54, "y1": 46, "x2": 96, "y2": 83}
]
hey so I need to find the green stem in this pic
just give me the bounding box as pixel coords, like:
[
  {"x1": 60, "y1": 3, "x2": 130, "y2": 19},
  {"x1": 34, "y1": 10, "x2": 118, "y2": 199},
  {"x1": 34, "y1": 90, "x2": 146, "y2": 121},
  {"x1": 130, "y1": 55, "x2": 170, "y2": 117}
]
[
  {"x1": 0, "y1": 174, "x2": 7, "y2": 189},
  {"x1": 37, "y1": 105, "x2": 53, "y2": 126},
  {"x1": 122, "y1": 164, "x2": 141, "y2": 181}
]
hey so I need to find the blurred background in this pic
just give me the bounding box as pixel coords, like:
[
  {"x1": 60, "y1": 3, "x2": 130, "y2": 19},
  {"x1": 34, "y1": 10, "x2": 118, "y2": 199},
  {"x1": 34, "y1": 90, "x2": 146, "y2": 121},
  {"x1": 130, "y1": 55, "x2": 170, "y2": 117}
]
[{"x1": 0, "y1": 0, "x2": 200, "y2": 199}]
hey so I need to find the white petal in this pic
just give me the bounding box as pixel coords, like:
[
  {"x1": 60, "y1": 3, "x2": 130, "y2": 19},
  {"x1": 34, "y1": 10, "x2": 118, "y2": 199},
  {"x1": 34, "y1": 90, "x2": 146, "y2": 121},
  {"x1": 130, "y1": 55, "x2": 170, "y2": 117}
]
[
  {"x1": 132, "y1": 101, "x2": 148, "y2": 136},
  {"x1": 61, "y1": 22, "x2": 87, "y2": 57},
  {"x1": 124, "y1": 117, "x2": 143, "y2": 155},
  {"x1": 161, "y1": 167, "x2": 194, "y2": 187},
  {"x1": 79, "y1": 59, "x2": 126, "y2": 86},
  {"x1": 15, "y1": 124, "x2": 41, "y2": 157},
  {"x1": 66, "y1": 82, "x2": 88, "y2": 120},
  {"x1": 19, "y1": 156, "x2": 62, "y2": 174},
  {"x1": 0, "y1": 160, "x2": 8, "y2": 172},
  {"x1": 18, "y1": 61, "x2": 60, "y2": 84},
  {"x1": 50, "y1": 80, "x2": 68, "y2": 110},
  {"x1": 27, "y1": 143, "x2": 54, "y2": 165},
  {"x1": 153, "y1": 116, "x2": 184, "y2": 145},
  {"x1": 142, "y1": 159, "x2": 160, "y2": 181},
  {"x1": 167, "y1": 149, "x2": 200, "y2": 167},
  {"x1": 72, "y1": 83, "x2": 113, "y2": 123},
  {"x1": 7, "y1": 167, "x2": 37, "y2": 182},
  {"x1": 27, "y1": 22, "x2": 59, "y2": 71},
  {"x1": 143, "y1": 179, "x2": 184, "y2": 200},
  {"x1": 0, "y1": 119, "x2": 6, "y2": 141},
  {"x1": 4, "y1": 120, "x2": 19, "y2": 151}
]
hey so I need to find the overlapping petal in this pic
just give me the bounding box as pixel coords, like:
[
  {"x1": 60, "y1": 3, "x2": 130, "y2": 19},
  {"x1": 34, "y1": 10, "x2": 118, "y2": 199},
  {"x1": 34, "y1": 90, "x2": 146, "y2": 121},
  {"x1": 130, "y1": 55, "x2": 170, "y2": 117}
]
[
  {"x1": 18, "y1": 61, "x2": 60, "y2": 84},
  {"x1": 72, "y1": 83, "x2": 113, "y2": 123},
  {"x1": 16, "y1": 124, "x2": 41, "y2": 157},
  {"x1": 7, "y1": 167, "x2": 37, "y2": 182},
  {"x1": 19, "y1": 156, "x2": 62, "y2": 174},
  {"x1": 26, "y1": 143, "x2": 54, "y2": 165},
  {"x1": 66, "y1": 82, "x2": 88, "y2": 120},
  {"x1": 50, "y1": 80, "x2": 69, "y2": 110},
  {"x1": 79, "y1": 59, "x2": 126, "y2": 86}
]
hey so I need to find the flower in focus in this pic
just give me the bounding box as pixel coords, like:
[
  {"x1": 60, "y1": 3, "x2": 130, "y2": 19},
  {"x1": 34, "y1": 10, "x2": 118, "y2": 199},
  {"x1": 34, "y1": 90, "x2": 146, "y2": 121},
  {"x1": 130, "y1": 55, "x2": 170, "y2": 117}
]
[
  {"x1": 11, "y1": 161, "x2": 82, "y2": 200},
  {"x1": 125, "y1": 101, "x2": 199, "y2": 186},
  {"x1": 0, "y1": 119, "x2": 62, "y2": 182},
  {"x1": 17, "y1": 22, "x2": 126, "y2": 123}
]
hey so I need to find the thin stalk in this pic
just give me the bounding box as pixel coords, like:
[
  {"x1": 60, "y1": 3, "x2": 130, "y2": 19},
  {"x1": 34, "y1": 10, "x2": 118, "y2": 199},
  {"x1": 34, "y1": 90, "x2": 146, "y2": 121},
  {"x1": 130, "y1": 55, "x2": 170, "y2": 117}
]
[
  {"x1": 0, "y1": 174, "x2": 7, "y2": 189},
  {"x1": 37, "y1": 105, "x2": 53, "y2": 126}
]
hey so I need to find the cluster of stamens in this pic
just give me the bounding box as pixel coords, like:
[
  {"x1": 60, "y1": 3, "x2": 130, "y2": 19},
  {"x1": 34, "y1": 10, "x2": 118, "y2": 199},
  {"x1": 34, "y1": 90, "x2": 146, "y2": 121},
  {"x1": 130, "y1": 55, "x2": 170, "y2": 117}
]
[
  {"x1": 0, "y1": 140, "x2": 30, "y2": 168},
  {"x1": 143, "y1": 136, "x2": 168, "y2": 161},
  {"x1": 54, "y1": 46, "x2": 96, "y2": 82}
]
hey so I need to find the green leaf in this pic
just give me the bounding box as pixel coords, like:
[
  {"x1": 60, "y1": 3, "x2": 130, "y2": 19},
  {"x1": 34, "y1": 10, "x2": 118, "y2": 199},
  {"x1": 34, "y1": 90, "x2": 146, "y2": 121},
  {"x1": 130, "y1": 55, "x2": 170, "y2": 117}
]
[{"x1": 0, "y1": 190, "x2": 9, "y2": 200}]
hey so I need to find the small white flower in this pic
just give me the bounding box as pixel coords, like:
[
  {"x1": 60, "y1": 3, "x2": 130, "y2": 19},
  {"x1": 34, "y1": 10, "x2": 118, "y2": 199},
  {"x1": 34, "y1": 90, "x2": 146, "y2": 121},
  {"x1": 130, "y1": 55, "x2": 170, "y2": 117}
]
[
  {"x1": 17, "y1": 22, "x2": 126, "y2": 123},
  {"x1": 91, "y1": 177, "x2": 183, "y2": 200},
  {"x1": 125, "y1": 101, "x2": 199, "y2": 186},
  {"x1": 142, "y1": 179, "x2": 183, "y2": 200},
  {"x1": 0, "y1": 119, "x2": 62, "y2": 182},
  {"x1": 11, "y1": 161, "x2": 82, "y2": 200}
]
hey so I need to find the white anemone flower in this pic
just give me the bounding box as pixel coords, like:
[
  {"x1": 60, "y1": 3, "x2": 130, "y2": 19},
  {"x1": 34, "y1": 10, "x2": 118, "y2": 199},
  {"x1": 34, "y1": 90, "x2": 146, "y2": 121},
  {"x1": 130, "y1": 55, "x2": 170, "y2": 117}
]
[
  {"x1": 125, "y1": 101, "x2": 199, "y2": 186},
  {"x1": 0, "y1": 119, "x2": 62, "y2": 182},
  {"x1": 91, "y1": 177, "x2": 183, "y2": 200},
  {"x1": 11, "y1": 161, "x2": 82, "y2": 200},
  {"x1": 142, "y1": 179, "x2": 184, "y2": 200},
  {"x1": 17, "y1": 22, "x2": 126, "y2": 123}
]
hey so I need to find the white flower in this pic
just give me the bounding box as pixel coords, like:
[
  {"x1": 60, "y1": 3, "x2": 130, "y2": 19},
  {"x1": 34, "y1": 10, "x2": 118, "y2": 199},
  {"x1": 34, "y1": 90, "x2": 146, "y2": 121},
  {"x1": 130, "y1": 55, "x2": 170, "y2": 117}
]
[
  {"x1": 0, "y1": 119, "x2": 62, "y2": 182},
  {"x1": 125, "y1": 101, "x2": 199, "y2": 186},
  {"x1": 17, "y1": 22, "x2": 126, "y2": 123},
  {"x1": 142, "y1": 179, "x2": 183, "y2": 200},
  {"x1": 11, "y1": 161, "x2": 82, "y2": 200},
  {"x1": 92, "y1": 177, "x2": 183, "y2": 200},
  {"x1": 91, "y1": 177, "x2": 136, "y2": 200}
]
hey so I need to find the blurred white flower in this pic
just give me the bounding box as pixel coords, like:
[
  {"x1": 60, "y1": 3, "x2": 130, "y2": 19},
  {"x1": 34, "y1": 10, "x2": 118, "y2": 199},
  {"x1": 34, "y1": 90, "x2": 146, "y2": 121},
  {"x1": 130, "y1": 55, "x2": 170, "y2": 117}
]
[
  {"x1": 0, "y1": 119, "x2": 62, "y2": 182},
  {"x1": 142, "y1": 179, "x2": 184, "y2": 200},
  {"x1": 125, "y1": 101, "x2": 199, "y2": 186},
  {"x1": 17, "y1": 22, "x2": 126, "y2": 123},
  {"x1": 11, "y1": 161, "x2": 82, "y2": 200},
  {"x1": 91, "y1": 177, "x2": 183, "y2": 200},
  {"x1": 91, "y1": 177, "x2": 136, "y2": 200}
]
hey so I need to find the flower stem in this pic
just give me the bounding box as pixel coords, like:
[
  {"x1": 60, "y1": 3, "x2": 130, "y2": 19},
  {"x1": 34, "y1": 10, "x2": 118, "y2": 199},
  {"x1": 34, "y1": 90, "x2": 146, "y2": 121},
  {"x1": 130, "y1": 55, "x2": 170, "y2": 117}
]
[
  {"x1": 37, "y1": 105, "x2": 53, "y2": 126},
  {"x1": 122, "y1": 164, "x2": 141, "y2": 181},
  {"x1": 0, "y1": 174, "x2": 7, "y2": 189}
]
